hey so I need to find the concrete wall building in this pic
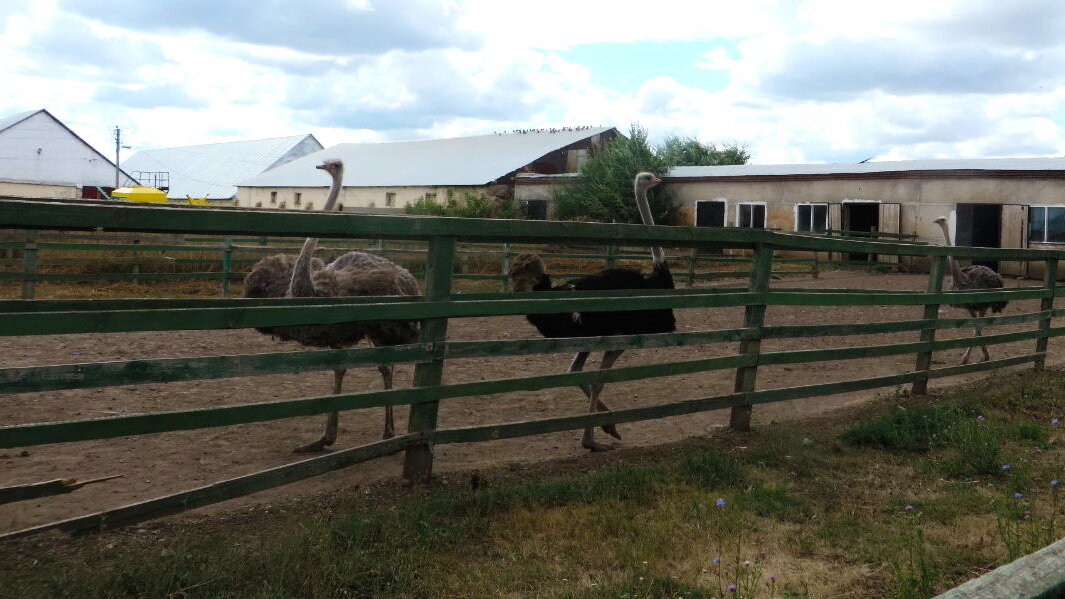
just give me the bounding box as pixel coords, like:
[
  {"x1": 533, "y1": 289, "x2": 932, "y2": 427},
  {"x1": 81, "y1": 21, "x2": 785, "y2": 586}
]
[
  {"x1": 517, "y1": 157, "x2": 1065, "y2": 275},
  {"x1": 0, "y1": 109, "x2": 135, "y2": 199},
  {"x1": 236, "y1": 127, "x2": 616, "y2": 214},
  {"x1": 122, "y1": 134, "x2": 322, "y2": 204}
]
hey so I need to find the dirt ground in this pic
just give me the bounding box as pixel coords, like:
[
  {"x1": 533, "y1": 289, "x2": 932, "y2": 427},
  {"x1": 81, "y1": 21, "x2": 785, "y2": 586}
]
[{"x1": 0, "y1": 270, "x2": 1057, "y2": 534}]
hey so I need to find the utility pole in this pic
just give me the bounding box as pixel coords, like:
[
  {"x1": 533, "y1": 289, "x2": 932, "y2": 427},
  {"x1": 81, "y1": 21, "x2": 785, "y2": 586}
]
[{"x1": 113, "y1": 126, "x2": 130, "y2": 189}]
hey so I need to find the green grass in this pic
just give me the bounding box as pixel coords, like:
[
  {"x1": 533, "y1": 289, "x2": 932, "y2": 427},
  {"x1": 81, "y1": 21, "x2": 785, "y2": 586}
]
[{"x1": 3, "y1": 369, "x2": 1065, "y2": 598}]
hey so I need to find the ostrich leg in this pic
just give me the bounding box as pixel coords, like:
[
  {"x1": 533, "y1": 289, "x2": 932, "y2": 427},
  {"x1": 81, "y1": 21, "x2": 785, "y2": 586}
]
[
  {"x1": 569, "y1": 352, "x2": 622, "y2": 441},
  {"x1": 379, "y1": 364, "x2": 396, "y2": 439},
  {"x1": 976, "y1": 325, "x2": 990, "y2": 362},
  {"x1": 581, "y1": 349, "x2": 626, "y2": 452},
  {"x1": 294, "y1": 368, "x2": 346, "y2": 453}
]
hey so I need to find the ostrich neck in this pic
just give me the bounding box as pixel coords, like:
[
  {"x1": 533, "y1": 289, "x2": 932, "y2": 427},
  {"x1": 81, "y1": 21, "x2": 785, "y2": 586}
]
[
  {"x1": 936, "y1": 221, "x2": 965, "y2": 287},
  {"x1": 288, "y1": 169, "x2": 342, "y2": 297},
  {"x1": 322, "y1": 168, "x2": 343, "y2": 212},
  {"x1": 635, "y1": 184, "x2": 665, "y2": 265},
  {"x1": 289, "y1": 237, "x2": 319, "y2": 297}
]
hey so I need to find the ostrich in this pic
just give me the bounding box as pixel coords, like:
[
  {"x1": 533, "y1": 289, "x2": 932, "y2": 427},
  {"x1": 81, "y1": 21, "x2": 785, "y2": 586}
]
[
  {"x1": 243, "y1": 159, "x2": 420, "y2": 453},
  {"x1": 508, "y1": 172, "x2": 676, "y2": 451},
  {"x1": 933, "y1": 216, "x2": 1007, "y2": 364}
]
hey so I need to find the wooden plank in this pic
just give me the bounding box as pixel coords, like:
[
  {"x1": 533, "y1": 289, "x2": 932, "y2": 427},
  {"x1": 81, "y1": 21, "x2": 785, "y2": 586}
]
[
  {"x1": 0, "y1": 292, "x2": 764, "y2": 337},
  {"x1": 0, "y1": 353, "x2": 757, "y2": 448},
  {"x1": 767, "y1": 288, "x2": 1047, "y2": 306},
  {"x1": 1035, "y1": 258, "x2": 1058, "y2": 370},
  {"x1": 20, "y1": 230, "x2": 37, "y2": 299},
  {"x1": 403, "y1": 236, "x2": 454, "y2": 481},
  {"x1": 432, "y1": 354, "x2": 1042, "y2": 445},
  {"x1": 878, "y1": 203, "x2": 901, "y2": 264},
  {"x1": 933, "y1": 535, "x2": 1065, "y2": 599},
  {"x1": 731, "y1": 243, "x2": 774, "y2": 432},
  {"x1": 0, "y1": 434, "x2": 419, "y2": 539},
  {"x1": 913, "y1": 255, "x2": 947, "y2": 395},
  {"x1": 0, "y1": 344, "x2": 433, "y2": 394}
]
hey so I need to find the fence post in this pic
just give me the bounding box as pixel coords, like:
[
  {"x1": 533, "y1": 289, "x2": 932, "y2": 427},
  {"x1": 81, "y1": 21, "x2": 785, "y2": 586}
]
[
  {"x1": 687, "y1": 247, "x2": 698, "y2": 287},
  {"x1": 730, "y1": 242, "x2": 774, "y2": 432},
  {"x1": 605, "y1": 244, "x2": 617, "y2": 270},
  {"x1": 501, "y1": 242, "x2": 510, "y2": 292},
  {"x1": 1035, "y1": 257, "x2": 1058, "y2": 370},
  {"x1": 912, "y1": 254, "x2": 947, "y2": 395},
  {"x1": 220, "y1": 235, "x2": 234, "y2": 298},
  {"x1": 403, "y1": 235, "x2": 455, "y2": 482},
  {"x1": 20, "y1": 230, "x2": 38, "y2": 299},
  {"x1": 812, "y1": 250, "x2": 820, "y2": 279}
]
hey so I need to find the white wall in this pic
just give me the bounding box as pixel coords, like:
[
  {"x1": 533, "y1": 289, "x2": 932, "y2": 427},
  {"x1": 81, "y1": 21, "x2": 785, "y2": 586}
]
[{"x1": 0, "y1": 112, "x2": 134, "y2": 188}]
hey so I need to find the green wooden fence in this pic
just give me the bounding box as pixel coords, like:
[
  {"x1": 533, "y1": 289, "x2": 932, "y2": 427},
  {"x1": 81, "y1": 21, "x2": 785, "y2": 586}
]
[
  {"x1": 0, "y1": 198, "x2": 1062, "y2": 557},
  {"x1": 0, "y1": 230, "x2": 818, "y2": 297}
]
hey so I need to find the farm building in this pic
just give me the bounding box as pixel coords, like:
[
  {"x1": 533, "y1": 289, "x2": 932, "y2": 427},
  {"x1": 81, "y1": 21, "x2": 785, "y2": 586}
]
[
  {"x1": 0, "y1": 108, "x2": 135, "y2": 199},
  {"x1": 516, "y1": 157, "x2": 1065, "y2": 276},
  {"x1": 235, "y1": 127, "x2": 616, "y2": 214},
  {"x1": 122, "y1": 134, "x2": 323, "y2": 203}
]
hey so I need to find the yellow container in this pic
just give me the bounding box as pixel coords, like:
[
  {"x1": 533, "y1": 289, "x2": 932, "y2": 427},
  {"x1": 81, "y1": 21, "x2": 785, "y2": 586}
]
[{"x1": 111, "y1": 186, "x2": 168, "y2": 203}]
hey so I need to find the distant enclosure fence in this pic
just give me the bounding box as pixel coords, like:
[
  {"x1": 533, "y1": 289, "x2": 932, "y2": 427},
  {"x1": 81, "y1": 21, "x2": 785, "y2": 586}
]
[
  {"x1": 0, "y1": 198, "x2": 1063, "y2": 555},
  {"x1": 0, "y1": 230, "x2": 822, "y2": 298}
]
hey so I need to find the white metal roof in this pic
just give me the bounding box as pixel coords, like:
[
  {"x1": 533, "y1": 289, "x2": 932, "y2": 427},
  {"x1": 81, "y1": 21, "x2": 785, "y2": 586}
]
[
  {"x1": 670, "y1": 157, "x2": 1065, "y2": 178},
  {"x1": 239, "y1": 127, "x2": 614, "y2": 188},
  {"x1": 0, "y1": 109, "x2": 38, "y2": 133},
  {"x1": 122, "y1": 134, "x2": 322, "y2": 199}
]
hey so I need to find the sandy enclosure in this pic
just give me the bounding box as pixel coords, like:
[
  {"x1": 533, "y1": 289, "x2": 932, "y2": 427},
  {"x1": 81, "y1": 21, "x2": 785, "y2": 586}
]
[{"x1": 0, "y1": 270, "x2": 1058, "y2": 533}]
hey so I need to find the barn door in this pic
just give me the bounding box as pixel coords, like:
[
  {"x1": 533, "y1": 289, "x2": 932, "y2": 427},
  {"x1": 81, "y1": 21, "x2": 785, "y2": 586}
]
[
  {"x1": 878, "y1": 203, "x2": 901, "y2": 264},
  {"x1": 1000, "y1": 204, "x2": 1028, "y2": 277},
  {"x1": 828, "y1": 203, "x2": 843, "y2": 261}
]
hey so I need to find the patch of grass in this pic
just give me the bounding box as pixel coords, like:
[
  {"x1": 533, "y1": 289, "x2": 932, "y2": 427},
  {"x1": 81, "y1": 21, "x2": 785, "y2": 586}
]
[
  {"x1": 841, "y1": 405, "x2": 959, "y2": 452},
  {"x1": 741, "y1": 486, "x2": 810, "y2": 522},
  {"x1": 556, "y1": 574, "x2": 714, "y2": 599},
  {"x1": 680, "y1": 451, "x2": 745, "y2": 489},
  {"x1": 938, "y1": 418, "x2": 1003, "y2": 477},
  {"x1": 1010, "y1": 422, "x2": 1050, "y2": 449}
]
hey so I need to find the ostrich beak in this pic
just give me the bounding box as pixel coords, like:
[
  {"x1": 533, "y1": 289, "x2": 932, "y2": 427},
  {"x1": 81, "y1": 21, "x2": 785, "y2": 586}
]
[
  {"x1": 315, "y1": 164, "x2": 326, "y2": 170},
  {"x1": 651, "y1": 176, "x2": 662, "y2": 184}
]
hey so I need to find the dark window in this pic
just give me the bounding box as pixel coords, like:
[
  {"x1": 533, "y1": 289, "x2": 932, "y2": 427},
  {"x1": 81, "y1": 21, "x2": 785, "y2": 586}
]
[
  {"x1": 738, "y1": 203, "x2": 765, "y2": 228},
  {"x1": 524, "y1": 199, "x2": 548, "y2": 220},
  {"x1": 1029, "y1": 206, "x2": 1065, "y2": 243},
  {"x1": 796, "y1": 203, "x2": 828, "y2": 232},
  {"x1": 696, "y1": 201, "x2": 726, "y2": 227}
]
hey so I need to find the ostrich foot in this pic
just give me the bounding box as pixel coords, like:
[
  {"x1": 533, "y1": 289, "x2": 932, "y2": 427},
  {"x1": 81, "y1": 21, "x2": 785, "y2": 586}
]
[
  {"x1": 582, "y1": 439, "x2": 617, "y2": 452},
  {"x1": 601, "y1": 423, "x2": 622, "y2": 440},
  {"x1": 293, "y1": 438, "x2": 333, "y2": 453},
  {"x1": 382, "y1": 428, "x2": 395, "y2": 440}
]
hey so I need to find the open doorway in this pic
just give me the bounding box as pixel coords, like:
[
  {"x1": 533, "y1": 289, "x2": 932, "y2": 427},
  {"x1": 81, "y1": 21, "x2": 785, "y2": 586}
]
[
  {"x1": 695, "y1": 200, "x2": 726, "y2": 227},
  {"x1": 955, "y1": 203, "x2": 1002, "y2": 270},
  {"x1": 842, "y1": 202, "x2": 879, "y2": 261}
]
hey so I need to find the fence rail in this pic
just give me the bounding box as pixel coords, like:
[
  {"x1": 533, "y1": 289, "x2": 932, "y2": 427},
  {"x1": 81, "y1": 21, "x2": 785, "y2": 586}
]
[{"x1": 0, "y1": 196, "x2": 1062, "y2": 574}]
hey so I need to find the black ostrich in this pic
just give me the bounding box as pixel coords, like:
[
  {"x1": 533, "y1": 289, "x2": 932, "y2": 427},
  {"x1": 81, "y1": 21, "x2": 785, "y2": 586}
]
[
  {"x1": 243, "y1": 159, "x2": 420, "y2": 453},
  {"x1": 933, "y1": 216, "x2": 1007, "y2": 364},
  {"x1": 508, "y1": 172, "x2": 676, "y2": 451}
]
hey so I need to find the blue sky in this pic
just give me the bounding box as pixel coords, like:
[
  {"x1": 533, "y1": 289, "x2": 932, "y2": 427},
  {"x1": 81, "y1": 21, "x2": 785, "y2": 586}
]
[{"x1": 1, "y1": 0, "x2": 1064, "y2": 165}]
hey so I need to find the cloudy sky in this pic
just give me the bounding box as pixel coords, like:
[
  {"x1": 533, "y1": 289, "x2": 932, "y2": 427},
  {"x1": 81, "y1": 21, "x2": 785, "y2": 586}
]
[{"x1": 2, "y1": 0, "x2": 1064, "y2": 165}]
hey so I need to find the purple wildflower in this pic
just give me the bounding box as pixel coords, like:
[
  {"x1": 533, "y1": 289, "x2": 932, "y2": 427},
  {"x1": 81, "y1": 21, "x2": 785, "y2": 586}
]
[
  {"x1": 1014, "y1": 492, "x2": 1023, "y2": 499},
  {"x1": 1003, "y1": 464, "x2": 1012, "y2": 470},
  {"x1": 905, "y1": 505, "x2": 914, "y2": 511},
  {"x1": 1052, "y1": 480, "x2": 1060, "y2": 486},
  {"x1": 1053, "y1": 419, "x2": 1060, "y2": 425},
  {"x1": 716, "y1": 498, "x2": 726, "y2": 507},
  {"x1": 770, "y1": 576, "x2": 777, "y2": 583},
  {"x1": 728, "y1": 584, "x2": 737, "y2": 592},
  {"x1": 712, "y1": 557, "x2": 721, "y2": 564}
]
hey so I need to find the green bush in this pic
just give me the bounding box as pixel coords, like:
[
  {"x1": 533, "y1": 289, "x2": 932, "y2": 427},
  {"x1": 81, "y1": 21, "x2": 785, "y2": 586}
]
[{"x1": 841, "y1": 405, "x2": 959, "y2": 452}]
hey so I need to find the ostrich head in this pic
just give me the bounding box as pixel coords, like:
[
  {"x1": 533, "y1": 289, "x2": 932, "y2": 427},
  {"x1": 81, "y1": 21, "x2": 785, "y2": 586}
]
[
  {"x1": 316, "y1": 158, "x2": 343, "y2": 176},
  {"x1": 508, "y1": 253, "x2": 547, "y2": 292},
  {"x1": 634, "y1": 172, "x2": 661, "y2": 195},
  {"x1": 933, "y1": 217, "x2": 947, "y2": 225}
]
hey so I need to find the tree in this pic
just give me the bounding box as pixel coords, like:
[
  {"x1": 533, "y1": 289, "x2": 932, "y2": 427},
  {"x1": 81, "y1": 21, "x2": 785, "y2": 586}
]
[
  {"x1": 657, "y1": 135, "x2": 750, "y2": 167},
  {"x1": 405, "y1": 189, "x2": 519, "y2": 219},
  {"x1": 553, "y1": 124, "x2": 673, "y2": 224},
  {"x1": 553, "y1": 124, "x2": 750, "y2": 224}
]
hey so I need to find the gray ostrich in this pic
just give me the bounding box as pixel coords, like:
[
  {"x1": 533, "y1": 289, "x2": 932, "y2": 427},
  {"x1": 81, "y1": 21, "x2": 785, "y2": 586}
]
[
  {"x1": 243, "y1": 159, "x2": 420, "y2": 453},
  {"x1": 933, "y1": 216, "x2": 1007, "y2": 364}
]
